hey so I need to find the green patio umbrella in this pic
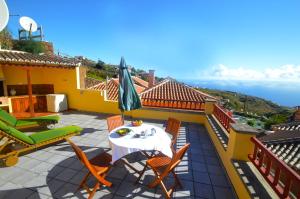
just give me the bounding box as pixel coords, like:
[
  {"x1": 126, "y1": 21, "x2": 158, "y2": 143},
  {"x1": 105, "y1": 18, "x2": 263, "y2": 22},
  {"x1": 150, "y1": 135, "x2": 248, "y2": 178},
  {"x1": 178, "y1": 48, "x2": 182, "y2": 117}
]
[{"x1": 118, "y1": 57, "x2": 142, "y2": 118}]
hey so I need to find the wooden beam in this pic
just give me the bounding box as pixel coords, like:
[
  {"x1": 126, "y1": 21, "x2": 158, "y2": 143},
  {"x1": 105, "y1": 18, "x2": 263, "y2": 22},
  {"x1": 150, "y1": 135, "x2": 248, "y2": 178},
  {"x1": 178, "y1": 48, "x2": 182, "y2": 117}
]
[{"x1": 26, "y1": 69, "x2": 34, "y2": 117}]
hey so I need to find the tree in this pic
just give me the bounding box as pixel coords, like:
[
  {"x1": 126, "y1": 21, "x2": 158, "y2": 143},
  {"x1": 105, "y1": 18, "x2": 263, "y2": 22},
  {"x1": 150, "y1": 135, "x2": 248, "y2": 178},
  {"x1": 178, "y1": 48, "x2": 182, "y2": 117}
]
[
  {"x1": 0, "y1": 28, "x2": 13, "y2": 49},
  {"x1": 95, "y1": 59, "x2": 105, "y2": 69},
  {"x1": 247, "y1": 119, "x2": 255, "y2": 127},
  {"x1": 264, "y1": 114, "x2": 288, "y2": 130},
  {"x1": 13, "y1": 40, "x2": 45, "y2": 54}
]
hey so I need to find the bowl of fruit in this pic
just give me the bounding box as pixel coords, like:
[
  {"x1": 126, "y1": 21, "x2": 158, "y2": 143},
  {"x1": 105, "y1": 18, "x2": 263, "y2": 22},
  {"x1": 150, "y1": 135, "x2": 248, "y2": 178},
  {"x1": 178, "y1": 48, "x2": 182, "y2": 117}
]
[
  {"x1": 131, "y1": 120, "x2": 143, "y2": 126},
  {"x1": 116, "y1": 128, "x2": 131, "y2": 136}
]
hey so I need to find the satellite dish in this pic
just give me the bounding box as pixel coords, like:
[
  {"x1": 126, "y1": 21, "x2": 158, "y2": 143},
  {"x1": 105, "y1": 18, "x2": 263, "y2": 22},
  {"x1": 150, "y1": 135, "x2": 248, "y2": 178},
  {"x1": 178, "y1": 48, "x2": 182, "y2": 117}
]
[
  {"x1": 0, "y1": 0, "x2": 9, "y2": 32},
  {"x1": 19, "y1": 16, "x2": 38, "y2": 32}
]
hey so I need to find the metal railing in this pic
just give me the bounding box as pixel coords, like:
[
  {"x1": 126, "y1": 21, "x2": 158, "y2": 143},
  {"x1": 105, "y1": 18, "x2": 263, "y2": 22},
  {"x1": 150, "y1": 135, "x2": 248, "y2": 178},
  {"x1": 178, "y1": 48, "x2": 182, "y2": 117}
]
[
  {"x1": 248, "y1": 137, "x2": 300, "y2": 199},
  {"x1": 141, "y1": 99, "x2": 204, "y2": 110},
  {"x1": 212, "y1": 104, "x2": 235, "y2": 132}
]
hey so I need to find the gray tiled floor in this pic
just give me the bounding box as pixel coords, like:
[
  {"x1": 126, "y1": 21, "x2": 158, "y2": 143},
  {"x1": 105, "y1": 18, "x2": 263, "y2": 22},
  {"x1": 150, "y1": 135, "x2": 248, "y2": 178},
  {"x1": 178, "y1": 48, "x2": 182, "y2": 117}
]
[{"x1": 0, "y1": 111, "x2": 236, "y2": 199}]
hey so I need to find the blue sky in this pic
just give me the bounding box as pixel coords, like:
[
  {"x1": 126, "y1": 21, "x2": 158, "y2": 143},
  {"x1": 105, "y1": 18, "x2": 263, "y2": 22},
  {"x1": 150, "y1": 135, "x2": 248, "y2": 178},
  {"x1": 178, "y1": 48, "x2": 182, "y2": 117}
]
[{"x1": 5, "y1": 0, "x2": 300, "y2": 81}]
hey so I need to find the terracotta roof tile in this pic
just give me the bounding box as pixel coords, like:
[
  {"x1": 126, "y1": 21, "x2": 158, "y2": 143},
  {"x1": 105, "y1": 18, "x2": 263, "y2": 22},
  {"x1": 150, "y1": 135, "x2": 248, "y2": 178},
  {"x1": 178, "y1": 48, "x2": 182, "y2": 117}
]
[
  {"x1": 140, "y1": 79, "x2": 215, "y2": 110},
  {"x1": 131, "y1": 76, "x2": 149, "y2": 88},
  {"x1": 88, "y1": 77, "x2": 146, "y2": 101},
  {"x1": 272, "y1": 122, "x2": 300, "y2": 131},
  {"x1": 0, "y1": 50, "x2": 80, "y2": 68}
]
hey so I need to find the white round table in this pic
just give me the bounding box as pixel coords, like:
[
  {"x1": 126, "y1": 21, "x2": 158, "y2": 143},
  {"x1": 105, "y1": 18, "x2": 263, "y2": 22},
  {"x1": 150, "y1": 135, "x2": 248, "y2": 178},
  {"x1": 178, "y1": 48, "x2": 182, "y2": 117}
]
[{"x1": 109, "y1": 123, "x2": 173, "y2": 163}]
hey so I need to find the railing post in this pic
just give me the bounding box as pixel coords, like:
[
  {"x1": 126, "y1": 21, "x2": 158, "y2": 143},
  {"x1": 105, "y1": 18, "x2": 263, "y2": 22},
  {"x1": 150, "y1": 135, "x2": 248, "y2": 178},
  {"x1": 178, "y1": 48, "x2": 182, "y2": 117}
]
[
  {"x1": 227, "y1": 123, "x2": 259, "y2": 161},
  {"x1": 204, "y1": 99, "x2": 217, "y2": 115}
]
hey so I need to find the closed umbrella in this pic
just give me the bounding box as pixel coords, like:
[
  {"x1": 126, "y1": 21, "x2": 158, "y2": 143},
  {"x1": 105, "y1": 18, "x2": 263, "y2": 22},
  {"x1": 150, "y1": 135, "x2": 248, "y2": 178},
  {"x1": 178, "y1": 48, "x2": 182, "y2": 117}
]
[{"x1": 118, "y1": 57, "x2": 142, "y2": 119}]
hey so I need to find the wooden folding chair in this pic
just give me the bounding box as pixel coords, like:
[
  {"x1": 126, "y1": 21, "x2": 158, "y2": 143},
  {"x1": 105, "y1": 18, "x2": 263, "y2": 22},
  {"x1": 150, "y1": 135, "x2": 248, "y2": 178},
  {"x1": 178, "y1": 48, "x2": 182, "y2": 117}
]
[
  {"x1": 107, "y1": 115, "x2": 124, "y2": 132},
  {"x1": 66, "y1": 139, "x2": 113, "y2": 199},
  {"x1": 136, "y1": 143, "x2": 190, "y2": 199},
  {"x1": 165, "y1": 118, "x2": 181, "y2": 150}
]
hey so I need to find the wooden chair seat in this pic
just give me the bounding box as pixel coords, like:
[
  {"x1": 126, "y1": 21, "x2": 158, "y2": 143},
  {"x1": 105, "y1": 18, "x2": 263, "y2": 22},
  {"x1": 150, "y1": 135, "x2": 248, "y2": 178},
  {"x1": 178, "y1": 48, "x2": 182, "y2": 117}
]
[
  {"x1": 89, "y1": 152, "x2": 112, "y2": 174},
  {"x1": 147, "y1": 156, "x2": 172, "y2": 171}
]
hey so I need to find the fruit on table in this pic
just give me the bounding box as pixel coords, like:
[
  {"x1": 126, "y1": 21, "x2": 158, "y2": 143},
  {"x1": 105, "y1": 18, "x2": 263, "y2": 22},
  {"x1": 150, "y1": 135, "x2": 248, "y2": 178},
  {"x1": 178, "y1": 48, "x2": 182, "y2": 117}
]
[
  {"x1": 116, "y1": 128, "x2": 130, "y2": 135},
  {"x1": 131, "y1": 120, "x2": 143, "y2": 126}
]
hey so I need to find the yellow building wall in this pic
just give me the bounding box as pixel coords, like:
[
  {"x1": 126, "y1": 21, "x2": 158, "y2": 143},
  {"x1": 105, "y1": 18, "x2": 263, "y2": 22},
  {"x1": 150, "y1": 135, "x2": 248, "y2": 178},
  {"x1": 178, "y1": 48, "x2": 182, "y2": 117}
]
[
  {"x1": 0, "y1": 66, "x2": 5, "y2": 80},
  {"x1": 130, "y1": 108, "x2": 206, "y2": 124}
]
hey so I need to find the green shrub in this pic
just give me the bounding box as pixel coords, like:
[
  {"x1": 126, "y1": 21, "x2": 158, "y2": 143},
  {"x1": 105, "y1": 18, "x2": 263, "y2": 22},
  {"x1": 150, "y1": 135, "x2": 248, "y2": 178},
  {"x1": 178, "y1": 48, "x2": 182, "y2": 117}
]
[{"x1": 13, "y1": 40, "x2": 45, "y2": 54}]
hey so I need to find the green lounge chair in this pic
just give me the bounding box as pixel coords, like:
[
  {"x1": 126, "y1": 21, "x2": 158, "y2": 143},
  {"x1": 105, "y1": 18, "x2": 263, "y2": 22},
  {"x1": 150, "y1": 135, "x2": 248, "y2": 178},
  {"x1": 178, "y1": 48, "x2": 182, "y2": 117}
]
[
  {"x1": 0, "y1": 120, "x2": 82, "y2": 166},
  {"x1": 0, "y1": 108, "x2": 60, "y2": 129}
]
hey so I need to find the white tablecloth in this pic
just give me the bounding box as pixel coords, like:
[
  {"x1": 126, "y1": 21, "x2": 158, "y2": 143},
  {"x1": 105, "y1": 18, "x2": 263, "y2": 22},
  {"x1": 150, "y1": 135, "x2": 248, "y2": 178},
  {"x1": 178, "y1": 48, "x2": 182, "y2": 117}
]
[{"x1": 109, "y1": 123, "x2": 172, "y2": 163}]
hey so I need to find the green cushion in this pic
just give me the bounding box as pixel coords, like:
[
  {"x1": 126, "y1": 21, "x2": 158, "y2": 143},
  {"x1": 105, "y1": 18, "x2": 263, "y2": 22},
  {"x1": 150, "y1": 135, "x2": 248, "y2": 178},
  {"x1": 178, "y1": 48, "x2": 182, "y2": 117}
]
[
  {"x1": 16, "y1": 115, "x2": 60, "y2": 127},
  {"x1": 15, "y1": 120, "x2": 39, "y2": 127},
  {"x1": 29, "y1": 126, "x2": 82, "y2": 144},
  {"x1": 0, "y1": 108, "x2": 17, "y2": 126},
  {"x1": 0, "y1": 120, "x2": 34, "y2": 144},
  {"x1": 25, "y1": 115, "x2": 60, "y2": 123},
  {"x1": 0, "y1": 120, "x2": 10, "y2": 131}
]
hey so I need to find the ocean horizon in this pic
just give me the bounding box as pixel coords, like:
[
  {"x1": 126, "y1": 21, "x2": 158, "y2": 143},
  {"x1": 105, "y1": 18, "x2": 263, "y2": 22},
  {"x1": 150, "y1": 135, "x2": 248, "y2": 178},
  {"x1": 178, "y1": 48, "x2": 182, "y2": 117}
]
[{"x1": 182, "y1": 79, "x2": 300, "y2": 108}]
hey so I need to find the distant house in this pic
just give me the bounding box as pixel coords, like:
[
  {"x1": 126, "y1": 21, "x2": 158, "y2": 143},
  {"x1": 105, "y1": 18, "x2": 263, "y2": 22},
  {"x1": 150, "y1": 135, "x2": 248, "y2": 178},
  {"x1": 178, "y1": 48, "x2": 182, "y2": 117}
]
[
  {"x1": 291, "y1": 106, "x2": 300, "y2": 122},
  {"x1": 87, "y1": 77, "x2": 148, "y2": 101},
  {"x1": 87, "y1": 73, "x2": 216, "y2": 111},
  {"x1": 140, "y1": 78, "x2": 216, "y2": 110}
]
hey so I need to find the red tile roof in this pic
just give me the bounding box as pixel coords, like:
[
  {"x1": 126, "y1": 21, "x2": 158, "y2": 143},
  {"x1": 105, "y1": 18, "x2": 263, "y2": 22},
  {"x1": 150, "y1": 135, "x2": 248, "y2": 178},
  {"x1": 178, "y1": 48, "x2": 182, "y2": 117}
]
[
  {"x1": 88, "y1": 77, "x2": 146, "y2": 101},
  {"x1": 89, "y1": 79, "x2": 119, "y2": 101},
  {"x1": 88, "y1": 77, "x2": 215, "y2": 111},
  {"x1": 0, "y1": 50, "x2": 80, "y2": 68},
  {"x1": 140, "y1": 79, "x2": 215, "y2": 110},
  {"x1": 131, "y1": 76, "x2": 149, "y2": 88}
]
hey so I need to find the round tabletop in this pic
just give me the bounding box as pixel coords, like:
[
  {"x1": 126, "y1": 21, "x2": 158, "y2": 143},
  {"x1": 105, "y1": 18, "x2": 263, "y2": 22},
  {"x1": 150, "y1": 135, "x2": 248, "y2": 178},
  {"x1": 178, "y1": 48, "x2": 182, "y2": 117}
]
[{"x1": 109, "y1": 123, "x2": 172, "y2": 163}]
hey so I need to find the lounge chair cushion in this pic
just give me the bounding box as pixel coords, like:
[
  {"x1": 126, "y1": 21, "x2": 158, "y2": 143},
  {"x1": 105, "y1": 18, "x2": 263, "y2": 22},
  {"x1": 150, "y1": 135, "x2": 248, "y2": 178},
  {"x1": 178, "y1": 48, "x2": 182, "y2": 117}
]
[
  {"x1": 15, "y1": 120, "x2": 39, "y2": 127},
  {"x1": 0, "y1": 109, "x2": 17, "y2": 126},
  {"x1": 29, "y1": 126, "x2": 82, "y2": 144},
  {"x1": 21, "y1": 115, "x2": 60, "y2": 124},
  {"x1": 0, "y1": 108, "x2": 60, "y2": 128},
  {"x1": 15, "y1": 115, "x2": 60, "y2": 127},
  {"x1": 0, "y1": 120, "x2": 34, "y2": 144}
]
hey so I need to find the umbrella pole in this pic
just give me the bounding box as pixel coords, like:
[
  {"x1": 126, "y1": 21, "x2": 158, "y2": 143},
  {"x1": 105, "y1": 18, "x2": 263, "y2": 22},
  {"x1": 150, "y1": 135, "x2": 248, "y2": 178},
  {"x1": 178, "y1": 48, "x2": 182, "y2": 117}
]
[{"x1": 121, "y1": 110, "x2": 125, "y2": 123}]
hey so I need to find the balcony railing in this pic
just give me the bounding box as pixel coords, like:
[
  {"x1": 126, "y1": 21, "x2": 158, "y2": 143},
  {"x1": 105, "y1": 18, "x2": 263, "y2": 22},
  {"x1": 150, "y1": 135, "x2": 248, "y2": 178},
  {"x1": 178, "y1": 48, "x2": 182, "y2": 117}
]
[
  {"x1": 248, "y1": 137, "x2": 300, "y2": 199},
  {"x1": 212, "y1": 104, "x2": 235, "y2": 132},
  {"x1": 142, "y1": 99, "x2": 204, "y2": 110}
]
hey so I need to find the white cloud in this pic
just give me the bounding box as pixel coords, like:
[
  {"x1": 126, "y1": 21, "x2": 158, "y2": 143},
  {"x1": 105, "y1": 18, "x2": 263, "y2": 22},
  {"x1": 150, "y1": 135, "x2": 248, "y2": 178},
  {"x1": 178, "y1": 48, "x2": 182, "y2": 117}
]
[{"x1": 203, "y1": 64, "x2": 300, "y2": 82}]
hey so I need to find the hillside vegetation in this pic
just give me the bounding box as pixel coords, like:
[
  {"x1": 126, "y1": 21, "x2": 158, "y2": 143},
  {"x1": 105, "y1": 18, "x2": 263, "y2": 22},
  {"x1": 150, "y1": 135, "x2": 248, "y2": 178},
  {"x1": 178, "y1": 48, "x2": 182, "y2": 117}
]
[
  {"x1": 198, "y1": 88, "x2": 290, "y2": 115},
  {"x1": 85, "y1": 59, "x2": 164, "y2": 83},
  {"x1": 197, "y1": 88, "x2": 294, "y2": 129}
]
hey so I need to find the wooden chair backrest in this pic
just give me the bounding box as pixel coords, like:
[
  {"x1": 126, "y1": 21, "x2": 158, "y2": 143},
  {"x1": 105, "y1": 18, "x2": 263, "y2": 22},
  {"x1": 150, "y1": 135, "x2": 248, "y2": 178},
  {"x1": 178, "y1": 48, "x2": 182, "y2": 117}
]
[
  {"x1": 66, "y1": 139, "x2": 98, "y2": 175},
  {"x1": 165, "y1": 118, "x2": 181, "y2": 146},
  {"x1": 107, "y1": 115, "x2": 124, "y2": 132},
  {"x1": 66, "y1": 139, "x2": 89, "y2": 165},
  {"x1": 162, "y1": 143, "x2": 190, "y2": 177}
]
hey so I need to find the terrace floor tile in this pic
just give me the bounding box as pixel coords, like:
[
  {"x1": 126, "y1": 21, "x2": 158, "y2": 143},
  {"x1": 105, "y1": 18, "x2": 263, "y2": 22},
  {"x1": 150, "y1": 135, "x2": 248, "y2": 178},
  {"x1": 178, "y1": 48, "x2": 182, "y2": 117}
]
[{"x1": 0, "y1": 110, "x2": 236, "y2": 199}]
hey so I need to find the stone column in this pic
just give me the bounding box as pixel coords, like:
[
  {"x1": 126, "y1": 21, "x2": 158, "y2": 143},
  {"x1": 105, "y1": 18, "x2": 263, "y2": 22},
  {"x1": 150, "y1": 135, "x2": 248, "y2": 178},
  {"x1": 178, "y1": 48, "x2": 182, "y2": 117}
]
[
  {"x1": 204, "y1": 98, "x2": 217, "y2": 115},
  {"x1": 227, "y1": 123, "x2": 259, "y2": 161}
]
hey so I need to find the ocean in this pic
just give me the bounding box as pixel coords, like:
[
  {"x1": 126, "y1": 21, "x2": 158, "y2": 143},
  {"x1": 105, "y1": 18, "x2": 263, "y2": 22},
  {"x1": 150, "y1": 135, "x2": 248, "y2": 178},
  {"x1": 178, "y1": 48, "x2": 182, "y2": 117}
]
[{"x1": 182, "y1": 79, "x2": 300, "y2": 107}]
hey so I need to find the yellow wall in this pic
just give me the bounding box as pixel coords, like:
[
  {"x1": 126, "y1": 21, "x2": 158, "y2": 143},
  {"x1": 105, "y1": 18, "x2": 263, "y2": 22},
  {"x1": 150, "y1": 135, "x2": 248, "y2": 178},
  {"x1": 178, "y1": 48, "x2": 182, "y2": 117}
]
[
  {"x1": 2, "y1": 65, "x2": 77, "y2": 94},
  {"x1": 130, "y1": 108, "x2": 206, "y2": 123},
  {"x1": 0, "y1": 66, "x2": 5, "y2": 80}
]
